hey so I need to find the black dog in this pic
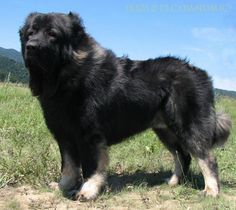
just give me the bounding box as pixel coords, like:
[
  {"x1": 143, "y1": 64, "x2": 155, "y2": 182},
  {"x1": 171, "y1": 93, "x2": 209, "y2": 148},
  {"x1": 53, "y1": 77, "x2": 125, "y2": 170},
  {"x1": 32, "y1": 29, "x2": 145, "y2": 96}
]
[{"x1": 19, "y1": 12, "x2": 231, "y2": 201}]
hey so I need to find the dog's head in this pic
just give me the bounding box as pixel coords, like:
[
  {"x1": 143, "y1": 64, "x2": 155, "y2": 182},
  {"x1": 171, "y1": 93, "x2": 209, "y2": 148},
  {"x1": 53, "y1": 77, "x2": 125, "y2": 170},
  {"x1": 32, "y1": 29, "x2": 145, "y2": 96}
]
[{"x1": 19, "y1": 12, "x2": 86, "y2": 72}]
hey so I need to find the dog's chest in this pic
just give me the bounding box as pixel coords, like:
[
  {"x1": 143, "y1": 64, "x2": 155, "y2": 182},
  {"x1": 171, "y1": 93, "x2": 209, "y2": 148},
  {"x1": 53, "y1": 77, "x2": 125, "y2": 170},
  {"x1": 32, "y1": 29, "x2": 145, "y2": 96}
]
[{"x1": 39, "y1": 96, "x2": 81, "y2": 136}]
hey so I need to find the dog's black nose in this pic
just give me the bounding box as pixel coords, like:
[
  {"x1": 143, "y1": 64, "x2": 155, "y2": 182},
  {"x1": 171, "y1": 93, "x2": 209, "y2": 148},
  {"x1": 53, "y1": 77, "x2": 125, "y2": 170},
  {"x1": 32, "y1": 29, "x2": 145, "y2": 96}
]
[{"x1": 26, "y1": 42, "x2": 38, "y2": 51}]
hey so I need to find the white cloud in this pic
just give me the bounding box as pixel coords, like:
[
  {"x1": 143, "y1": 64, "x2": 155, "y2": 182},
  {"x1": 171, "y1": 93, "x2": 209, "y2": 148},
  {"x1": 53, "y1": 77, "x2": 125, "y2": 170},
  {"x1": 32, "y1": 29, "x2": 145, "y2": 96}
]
[
  {"x1": 192, "y1": 27, "x2": 236, "y2": 42},
  {"x1": 213, "y1": 76, "x2": 236, "y2": 91}
]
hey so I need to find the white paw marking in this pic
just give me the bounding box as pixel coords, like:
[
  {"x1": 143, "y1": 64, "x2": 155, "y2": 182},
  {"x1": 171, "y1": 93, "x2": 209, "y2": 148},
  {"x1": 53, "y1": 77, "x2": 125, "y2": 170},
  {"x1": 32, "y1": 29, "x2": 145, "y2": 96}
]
[
  {"x1": 168, "y1": 174, "x2": 180, "y2": 186},
  {"x1": 203, "y1": 177, "x2": 219, "y2": 197},
  {"x1": 202, "y1": 187, "x2": 219, "y2": 197},
  {"x1": 78, "y1": 181, "x2": 100, "y2": 201},
  {"x1": 77, "y1": 173, "x2": 105, "y2": 201}
]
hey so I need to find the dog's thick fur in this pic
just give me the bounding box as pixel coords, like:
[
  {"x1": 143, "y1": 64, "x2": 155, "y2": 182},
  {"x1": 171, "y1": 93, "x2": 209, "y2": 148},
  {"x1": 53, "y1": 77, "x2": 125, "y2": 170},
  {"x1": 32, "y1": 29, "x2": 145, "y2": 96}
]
[{"x1": 20, "y1": 12, "x2": 231, "y2": 201}]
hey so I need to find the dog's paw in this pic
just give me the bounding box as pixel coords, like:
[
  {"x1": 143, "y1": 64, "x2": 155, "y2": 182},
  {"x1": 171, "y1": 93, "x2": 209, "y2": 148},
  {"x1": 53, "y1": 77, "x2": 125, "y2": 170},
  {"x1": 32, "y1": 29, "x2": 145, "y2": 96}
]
[
  {"x1": 76, "y1": 181, "x2": 100, "y2": 202},
  {"x1": 167, "y1": 174, "x2": 180, "y2": 187},
  {"x1": 200, "y1": 187, "x2": 219, "y2": 198}
]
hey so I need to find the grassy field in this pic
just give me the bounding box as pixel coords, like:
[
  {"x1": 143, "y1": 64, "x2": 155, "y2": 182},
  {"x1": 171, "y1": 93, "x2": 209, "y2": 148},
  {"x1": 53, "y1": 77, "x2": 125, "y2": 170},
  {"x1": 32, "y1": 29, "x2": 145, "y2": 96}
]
[{"x1": 0, "y1": 82, "x2": 236, "y2": 209}]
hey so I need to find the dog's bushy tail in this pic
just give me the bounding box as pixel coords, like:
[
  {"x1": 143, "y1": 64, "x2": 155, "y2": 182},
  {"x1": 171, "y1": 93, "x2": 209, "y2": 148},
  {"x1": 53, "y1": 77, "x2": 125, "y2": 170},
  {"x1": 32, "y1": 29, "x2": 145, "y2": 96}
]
[{"x1": 212, "y1": 112, "x2": 232, "y2": 147}]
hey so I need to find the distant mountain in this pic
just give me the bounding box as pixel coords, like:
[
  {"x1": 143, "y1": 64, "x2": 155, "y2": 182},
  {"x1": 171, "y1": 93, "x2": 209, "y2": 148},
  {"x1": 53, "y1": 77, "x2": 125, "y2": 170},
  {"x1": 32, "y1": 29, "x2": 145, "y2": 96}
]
[
  {"x1": 0, "y1": 54, "x2": 28, "y2": 83},
  {"x1": 215, "y1": 88, "x2": 236, "y2": 99},
  {"x1": 0, "y1": 47, "x2": 23, "y2": 63}
]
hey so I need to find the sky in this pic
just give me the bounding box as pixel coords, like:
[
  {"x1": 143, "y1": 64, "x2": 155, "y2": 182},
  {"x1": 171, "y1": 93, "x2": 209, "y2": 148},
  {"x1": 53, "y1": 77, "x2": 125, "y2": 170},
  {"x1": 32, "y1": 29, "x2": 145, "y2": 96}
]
[{"x1": 0, "y1": 0, "x2": 235, "y2": 91}]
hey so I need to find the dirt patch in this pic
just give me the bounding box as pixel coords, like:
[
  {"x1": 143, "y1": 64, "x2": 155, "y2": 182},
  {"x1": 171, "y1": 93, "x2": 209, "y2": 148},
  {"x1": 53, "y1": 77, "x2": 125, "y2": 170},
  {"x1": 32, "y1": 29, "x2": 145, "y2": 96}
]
[
  {"x1": 0, "y1": 185, "x2": 235, "y2": 210},
  {"x1": 0, "y1": 186, "x2": 74, "y2": 210},
  {"x1": 0, "y1": 185, "x2": 184, "y2": 210}
]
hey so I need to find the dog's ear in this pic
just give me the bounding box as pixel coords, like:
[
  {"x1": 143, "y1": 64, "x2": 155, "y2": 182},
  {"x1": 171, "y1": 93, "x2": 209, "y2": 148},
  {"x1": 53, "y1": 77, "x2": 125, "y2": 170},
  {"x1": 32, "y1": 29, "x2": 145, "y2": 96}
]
[
  {"x1": 68, "y1": 12, "x2": 87, "y2": 48},
  {"x1": 68, "y1": 12, "x2": 85, "y2": 35}
]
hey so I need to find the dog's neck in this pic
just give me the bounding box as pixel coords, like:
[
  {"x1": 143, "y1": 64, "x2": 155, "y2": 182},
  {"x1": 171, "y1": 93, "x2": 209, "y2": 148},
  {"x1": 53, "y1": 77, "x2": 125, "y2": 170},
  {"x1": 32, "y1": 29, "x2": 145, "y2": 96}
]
[{"x1": 72, "y1": 38, "x2": 107, "y2": 66}]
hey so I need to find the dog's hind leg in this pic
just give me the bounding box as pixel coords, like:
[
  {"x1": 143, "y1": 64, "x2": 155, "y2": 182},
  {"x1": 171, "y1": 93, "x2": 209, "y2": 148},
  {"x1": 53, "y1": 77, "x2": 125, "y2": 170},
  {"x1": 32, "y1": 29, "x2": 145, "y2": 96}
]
[
  {"x1": 183, "y1": 129, "x2": 220, "y2": 197},
  {"x1": 153, "y1": 126, "x2": 191, "y2": 186},
  {"x1": 168, "y1": 148, "x2": 191, "y2": 186},
  {"x1": 195, "y1": 152, "x2": 220, "y2": 197}
]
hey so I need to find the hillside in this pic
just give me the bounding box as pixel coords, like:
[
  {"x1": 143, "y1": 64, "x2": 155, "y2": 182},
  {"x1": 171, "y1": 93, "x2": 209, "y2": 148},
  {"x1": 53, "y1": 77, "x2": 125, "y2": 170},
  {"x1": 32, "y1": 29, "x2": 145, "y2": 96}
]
[
  {"x1": 0, "y1": 54, "x2": 28, "y2": 83},
  {"x1": 0, "y1": 47, "x2": 23, "y2": 63},
  {"x1": 215, "y1": 88, "x2": 236, "y2": 99},
  {"x1": 0, "y1": 47, "x2": 28, "y2": 83}
]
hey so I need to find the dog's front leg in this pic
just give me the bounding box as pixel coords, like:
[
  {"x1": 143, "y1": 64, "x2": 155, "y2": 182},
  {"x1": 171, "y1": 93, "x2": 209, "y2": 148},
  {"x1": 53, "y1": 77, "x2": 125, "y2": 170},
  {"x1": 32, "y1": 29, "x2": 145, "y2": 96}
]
[
  {"x1": 56, "y1": 140, "x2": 82, "y2": 197},
  {"x1": 76, "y1": 133, "x2": 108, "y2": 201}
]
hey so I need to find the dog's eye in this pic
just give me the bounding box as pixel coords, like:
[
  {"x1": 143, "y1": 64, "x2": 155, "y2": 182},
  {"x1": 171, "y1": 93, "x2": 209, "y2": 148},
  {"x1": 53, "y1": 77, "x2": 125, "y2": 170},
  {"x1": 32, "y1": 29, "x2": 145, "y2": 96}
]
[
  {"x1": 27, "y1": 31, "x2": 34, "y2": 37},
  {"x1": 48, "y1": 30, "x2": 57, "y2": 37}
]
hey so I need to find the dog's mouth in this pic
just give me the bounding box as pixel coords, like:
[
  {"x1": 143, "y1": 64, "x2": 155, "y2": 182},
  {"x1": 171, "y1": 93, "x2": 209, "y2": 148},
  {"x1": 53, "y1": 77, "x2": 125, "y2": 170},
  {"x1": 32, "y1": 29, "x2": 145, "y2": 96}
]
[
  {"x1": 24, "y1": 46, "x2": 60, "y2": 72},
  {"x1": 25, "y1": 50, "x2": 38, "y2": 60},
  {"x1": 24, "y1": 49, "x2": 49, "y2": 72},
  {"x1": 25, "y1": 50, "x2": 39, "y2": 65}
]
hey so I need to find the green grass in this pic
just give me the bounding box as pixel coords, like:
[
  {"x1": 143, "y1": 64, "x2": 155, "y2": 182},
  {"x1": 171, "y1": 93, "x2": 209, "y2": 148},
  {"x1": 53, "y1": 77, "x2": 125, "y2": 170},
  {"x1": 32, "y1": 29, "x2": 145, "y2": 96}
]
[{"x1": 0, "y1": 82, "x2": 236, "y2": 209}]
